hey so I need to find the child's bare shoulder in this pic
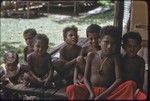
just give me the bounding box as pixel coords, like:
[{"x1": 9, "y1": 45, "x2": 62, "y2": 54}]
[
  {"x1": 136, "y1": 55, "x2": 145, "y2": 64},
  {"x1": 87, "y1": 51, "x2": 98, "y2": 59}
]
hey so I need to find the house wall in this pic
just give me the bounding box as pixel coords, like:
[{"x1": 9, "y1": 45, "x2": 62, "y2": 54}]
[{"x1": 130, "y1": 0, "x2": 148, "y2": 41}]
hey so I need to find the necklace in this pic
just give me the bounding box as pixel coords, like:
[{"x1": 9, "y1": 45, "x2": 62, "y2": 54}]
[{"x1": 97, "y1": 52, "x2": 109, "y2": 74}]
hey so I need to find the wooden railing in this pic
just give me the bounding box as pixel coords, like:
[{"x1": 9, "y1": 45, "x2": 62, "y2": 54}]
[{"x1": 1, "y1": 0, "x2": 98, "y2": 18}]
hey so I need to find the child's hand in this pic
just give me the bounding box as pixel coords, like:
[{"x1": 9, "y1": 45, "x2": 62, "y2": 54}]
[
  {"x1": 43, "y1": 78, "x2": 49, "y2": 86},
  {"x1": 76, "y1": 56, "x2": 82, "y2": 63},
  {"x1": 73, "y1": 80, "x2": 78, "y2": 85},
  {"x1": 8, "y1": 82, "x2": 14, "y2": 86},
  {"x1": 89, "y1": 92, "x2": 95, "y2": 100},
  {"x1": 36, "y1": 78, "x2": 43, "y2": 83},
  {"x1": 95, "y1": 94, "x2": 106, "y2": 100}
]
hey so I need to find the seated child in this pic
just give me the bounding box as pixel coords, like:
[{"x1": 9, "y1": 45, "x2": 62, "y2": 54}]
[
  {"x1": 122, "y1": 32, "x2": 147, "y2": 100},
  {"x1": 24, "y1": 34, "x2": 54, "y2": 88},
  {"x1": 74, "y1": 24, "x2": 101, "y2": 85},
  {"x1": 53, "y1": 25, "x2": 81, "y2": 86},
  {"x1": 23, "y1": 28, "x2": 37, "y2": 62},
  {"x1": 66, "y1": 25, "x2": 125, "y2": 100},
  {"x1": 0, "y1": 51, "x2": 26, "y2": 99}
]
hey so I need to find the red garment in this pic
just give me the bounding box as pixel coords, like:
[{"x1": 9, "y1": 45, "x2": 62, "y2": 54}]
[
  {"x1": 135, "y1": 90, "x2": 147, "y2": 100},
  {"x1": 66, "y1": 80, "x2": 147, "y2": 100}
]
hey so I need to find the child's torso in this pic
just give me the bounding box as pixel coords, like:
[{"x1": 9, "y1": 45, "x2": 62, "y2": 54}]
[
  {"x1": 90, "y1": 53, "x2": 116, "y2": 88},
  {"x1": 30, "y1": 53, "x2": 51, "y2": 77}
]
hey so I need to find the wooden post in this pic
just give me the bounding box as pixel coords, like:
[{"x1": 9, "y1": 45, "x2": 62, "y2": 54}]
[
  {"x1": 113, "y1": 0, "x2": 124, "y2": 53},
  {"x1": 27, "y1": 1, "x2": 30, "y2": 19},
  {"x1": 47, "y1": 1, "x2": 50, "y2": 13},
  {"x1": 73, "y1": 1, "x2": 78, "y2": 16},
  {"x1": 15, "y1": 0, "x2": 19, "y2": 11}
]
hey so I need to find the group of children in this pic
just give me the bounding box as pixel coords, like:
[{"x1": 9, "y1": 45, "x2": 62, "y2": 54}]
[{"x1": 0, "y1": 24, "x2": 147, "y2": 100}]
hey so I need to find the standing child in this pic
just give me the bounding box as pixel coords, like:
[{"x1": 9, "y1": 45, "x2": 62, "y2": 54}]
[
  {"x1": 24, "y1": 34, "x2": 54, "y2": 88},
  {"x1": 0, "y1": 51, "x2": 26, "y2": 99},
  {"x1": 122, "y1": 32, "x2": 147, "y2": 100},
  {"x1": 23, "y1": 28, "x2": 37, "y2": 62},
  {"x1": 53, "y1": 25, "x2": 81, "y2": 86},
  {"x1": 74, "y1": 24, "x2": 101, "y2": 85}
]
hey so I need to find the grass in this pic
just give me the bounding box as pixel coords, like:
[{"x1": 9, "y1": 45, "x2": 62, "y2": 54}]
[{"x1": 0, "y1": 9, "x2": 114, "y2": 60}]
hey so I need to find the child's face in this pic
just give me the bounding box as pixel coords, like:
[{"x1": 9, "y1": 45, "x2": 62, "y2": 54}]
[
  {"x1": 33, "y1": 39, "x2": 48, "y2": 56},
  {"x1": 24, "y1": 34, "x2": 35, "y2": 47},
  {"x1": 5, "y1": 52, "x2": 18, "y2": 69},
  {"x1": 99, "y1": 35, "x2": 116, "y2": 55},
  {"x1": 123, "y1": 38, "x2": 141, "y2": 57},
  {"x1": 65, "y1": 30, "x2": 78, "y2": 45},
  {"x1": 87, "y1": 33, "x2": 99, "y2": 48}
]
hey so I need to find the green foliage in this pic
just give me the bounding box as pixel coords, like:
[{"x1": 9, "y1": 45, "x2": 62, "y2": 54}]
[{"x1": 97, "y1": 0, "x2": 113, "y2": 7}]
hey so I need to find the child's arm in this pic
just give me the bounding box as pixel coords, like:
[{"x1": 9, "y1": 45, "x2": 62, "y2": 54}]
[
  {"x1": 44, "y1": 61, "x2": 54, "y2": 86},
  {"x1": 73, "y1": 67, "x2": 78, "y2": 84},
  {"x1": 139, "y1": 58, "x2": 145, "y2": 90},
  {"x1": 63, "y1": 58, "x2": 77, "y2": 69},
  {"x1": 27, "y1": 55, "x2": 43, "y2": 83},
  {"x1": 80, "y1": 47, "x2": 86, "y2": 57},
  {"x1": 29, "y1": 71, "x2": 43, "y2": 83},
  {"x1": 1, "y1": 74, "x2": 14, "y2": 86},
  {"x1": 84, "y1": 52, "x2": 95, "y2": 99},
  {"x1": 5, "y1": 78, "x2": 14, "y2": 86},
  {"x1": 59, "y1": 46, "x2": 67, "y2": 61},
  {"x1": 95, "y1": 55, "x2": 122, "y2": 100}
]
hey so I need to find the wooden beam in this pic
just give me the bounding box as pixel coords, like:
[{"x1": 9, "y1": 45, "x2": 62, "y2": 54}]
[
  {"x1": 27, "y1": 1, "x2": 30, "y2": 19},
  {"x1": 113, "y1": 0, "x2": 124, "y2": 53}
]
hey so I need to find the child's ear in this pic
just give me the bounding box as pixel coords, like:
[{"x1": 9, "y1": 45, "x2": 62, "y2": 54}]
[
  {"x1": 63, "y1": 37, "x2": 66, "y2": 41},
  {"x1": 122, "y1": 44, "x2": 125, "y2": 49},
  {"x1": 137, "y1": 44, "x2": 142, "y2": 50}
]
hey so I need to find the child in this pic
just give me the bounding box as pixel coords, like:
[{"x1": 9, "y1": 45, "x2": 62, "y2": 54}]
[
  {"x1": 0, "y1": 51, "x2": 26, "y2": 99},
  {"x1": 74, "y1": 24, "x2": 101, "y2": 85},
  {"x1": 122, "y1": 32, "x2": 146, "y2": 100},
  {"x1": 66, "y1": 25, "x2": 127, "y2": 100},
  {"x1": 53, "y1": 25, "x2": 81, "y2": 86},
  {"x1": 23, "y1": 28, "x2": 37, "y2": 62},
  {"x1": 25, "y1": 34, "x2": 54, "y2": 88}
]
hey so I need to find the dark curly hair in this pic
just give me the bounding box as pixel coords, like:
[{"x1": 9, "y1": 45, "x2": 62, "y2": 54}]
[
  {"x1": 100, "y1": 25, "x2": 120, "y2": 41},
  {"x1": 86, "y1": 24, "x2": 101, "y2": 37},
  {"x1": 34, "y1": 34, "x2": 49, "y2": 46},
  {"x1": 122, "y1": 31, "x2": 142, "y2": 45},
  {"x1": 23, "y1": 28, "x2": 37, "y2": 37},
  {"x1": 63, "y1": 25, "x2": 78, "y2": 40}
]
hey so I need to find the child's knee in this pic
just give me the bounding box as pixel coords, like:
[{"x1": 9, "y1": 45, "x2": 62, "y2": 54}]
[
  {"x1": 125, "y1": 80, "x2": 137, "y2": 89},
  {"x1": 23, "y1": 73, "x2": 30, "y2": 80},
  {"x1": 66, "y1": 85, "x2": 76, "y2": 93}
]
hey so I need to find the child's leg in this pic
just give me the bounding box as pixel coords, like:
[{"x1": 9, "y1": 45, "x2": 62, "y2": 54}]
[
  {"x1": 52, "y1": 58, "x2": 66, "y2": 75},
  {"x1": 66, "y1": 84, "x2": 89, "y2": 100},
  {"x1": 107, "y1": 80, "x2": 137, "y2": 100},
  {"x1": 66, "y1": 84, "x2": 106, "y2": 100},
  {"x1": 23, "y1": 73, "x2": 43, "y2": 87}
]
